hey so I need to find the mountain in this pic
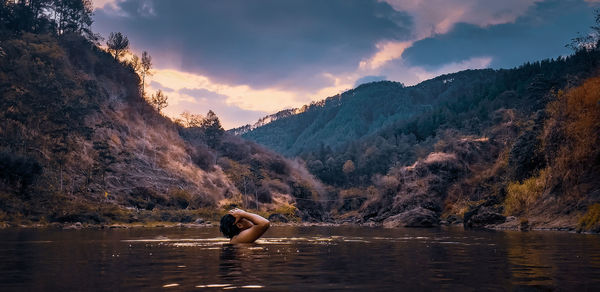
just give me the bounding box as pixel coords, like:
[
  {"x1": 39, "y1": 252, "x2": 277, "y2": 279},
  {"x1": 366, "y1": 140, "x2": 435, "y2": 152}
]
[
  {"x1": 229, "y1": 108, "x2": 300, "y2": 136},
  {"x1": 240, "y1": 48, "x2": 600, "y2": 231},
  {"x1": 240, "y1": 73, "x2": 498, "y2": 156},
  {"x1": 0, "y1": 17, "x2": 324, "y2": 225}
]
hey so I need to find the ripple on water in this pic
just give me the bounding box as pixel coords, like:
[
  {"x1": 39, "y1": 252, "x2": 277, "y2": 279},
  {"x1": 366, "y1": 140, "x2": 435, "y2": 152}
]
[
  {"x1": 195, "y1": 284, "x2": 232, "y2": 288},
  {"x1": 122, "y1": 235, "x2": 472, "y2": 249},
  {"x1": 162, "y1": 283, "x2": 179, "y2": 288}
]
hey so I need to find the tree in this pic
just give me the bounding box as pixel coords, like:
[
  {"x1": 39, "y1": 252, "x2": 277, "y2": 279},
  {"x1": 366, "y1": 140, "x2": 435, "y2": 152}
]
[
  {"x1": 179, "y1": 111, "x2": 203, "y2": 127},
  {"x1": 201, "y1": 110, "x2": 224, "y2": 148},
  {"x1": 342, "y1": 160, "x2": 355, "y2": 174},
  {"x1": 140, "y1": 51, "x2": 152, "y2": 97},
  {"x1": 106, "y1": 32, "x2": 129, "y2": 61},
  {"x1": 92, "y1": 140, "x2": 115, "y2": 187},
  {"x1": 129, "y1": 54, "x2": 140, "y2": 72},
  {"x1": 149, "y1": 89, "x2": 168, "y2": 113},
  {"x1": 567, "y1": 9, "x2": 600, "y2": 51},
  {"x1": 52, "y1": 0, "x2": 94, "y2": 37}
]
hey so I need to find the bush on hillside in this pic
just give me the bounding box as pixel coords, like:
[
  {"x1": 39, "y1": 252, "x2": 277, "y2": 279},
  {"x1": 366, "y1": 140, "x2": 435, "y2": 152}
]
[{"x1": 0, "y1": 151, "x2": 43, "y2": 195}]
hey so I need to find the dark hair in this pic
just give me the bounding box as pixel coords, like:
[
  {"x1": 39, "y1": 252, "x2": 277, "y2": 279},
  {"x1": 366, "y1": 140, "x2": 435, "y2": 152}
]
[{"x1": 220, "y1": 214, "x2": 240, "y2": 238}]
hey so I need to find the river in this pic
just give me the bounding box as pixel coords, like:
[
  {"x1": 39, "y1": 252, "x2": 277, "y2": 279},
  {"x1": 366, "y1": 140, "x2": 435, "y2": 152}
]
[{"x1": 0, "y1": 226, "x2": 599, "y2": 291}]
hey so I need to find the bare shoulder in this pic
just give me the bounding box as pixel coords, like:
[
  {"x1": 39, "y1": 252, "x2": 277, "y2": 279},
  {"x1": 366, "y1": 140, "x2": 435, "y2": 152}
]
[{"x1": 231, "y1": 224, "x2": 269, "y2": 244}]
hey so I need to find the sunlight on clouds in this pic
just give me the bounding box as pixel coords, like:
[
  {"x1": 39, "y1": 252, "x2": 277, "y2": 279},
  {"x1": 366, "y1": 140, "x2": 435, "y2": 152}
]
[
  {"x1": 146, "y1": 68, "x2": 317, "y2": 127},
  {"x1": 382, "y1": 0, "x2": 539, "y2": 35},
  {"x1": 93, "y1": 0, "x2": 119, "y2": 10},
  {"x1": 360, "y1": 41, "x2": 413, "y2": 70},
  {"x1": 363, "y1": 0, "x2": 538, "y2": 69},
  {"x1": 219, "y1": 85, "x2": 299, "y2": 113}
]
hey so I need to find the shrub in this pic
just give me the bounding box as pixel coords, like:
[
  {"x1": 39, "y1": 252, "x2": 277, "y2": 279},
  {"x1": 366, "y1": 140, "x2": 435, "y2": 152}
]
[
  {"x1": 191, "y1": 145, "x2": 215, "y2": 171},
  {"x1": 256, "y1": 186, "x2": 272, "y2": 203},
  {"x1": 128, "y1": 187, "x2": 166, "y2": 210},
  {"x1": 504, "y1": 169, "x2": 547, "y2": 215},
  {"x1": 0, "y1": 151, "x2": 43, "y2": 194},
  {"x1": 267, "y1": 179, "x2": 290, "y2": 194},
  {"x1": 268, "y1": 156, "x2": 290, "y2": 175},
  {"x1": 578, "y1": 204, "x2": 600, "y2": 232},
  {"x1": 543, "y1": 76, "x2": 600, "y2": 197},
  {"x1": 169, "y1": 189, "x2": 192, "y2": 209},
  {"x1": 273, "y1": 202, "x2": 300, "y2": 222}
]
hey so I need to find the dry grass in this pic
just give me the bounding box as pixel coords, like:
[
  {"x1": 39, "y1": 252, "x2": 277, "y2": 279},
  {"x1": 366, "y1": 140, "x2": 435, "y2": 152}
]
[
  {"x1": 578, "y1": 204, "x2": 600, "y2": 232},
  {"x1": 504, "y1": 169, "x2": 548, "y2": 216}
]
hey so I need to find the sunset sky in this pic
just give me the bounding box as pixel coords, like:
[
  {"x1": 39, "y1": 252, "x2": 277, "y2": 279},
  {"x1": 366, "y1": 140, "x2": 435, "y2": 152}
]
[{"x1": 92, "y1": 0, "x2": 599, "y2": 129}]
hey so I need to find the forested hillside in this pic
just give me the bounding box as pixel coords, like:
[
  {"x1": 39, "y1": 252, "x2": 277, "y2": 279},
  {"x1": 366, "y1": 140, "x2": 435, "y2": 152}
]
[
  {"x1": 1, "y1": 1, "x2": 599, "y2": 231},
  {"x1": 241, "y1": 29, "x2": 600, "y2": 230},
  {"x1": 0, "y1": 1, "x2": 324, "y2": 226}
]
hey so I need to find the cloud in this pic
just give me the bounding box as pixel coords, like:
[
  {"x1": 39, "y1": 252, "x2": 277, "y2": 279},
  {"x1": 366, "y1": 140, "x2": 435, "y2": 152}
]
[
  {"x1": 381, "y1": 0, "x2": 540, "y2": 37},
  {"x1": 93, "y1": 0, "x2": 412, "y2": 90},
  {"x1": 167, "y1": 90, "x2": 268, "y2": 130},
  {"x1": 146, "y1": 68, "x2": 301, "y2": 111},
  {"x1": 179, "y1": 88, "x2": 228, "y2": 101},
  {"x1": 149, "y1": 81, "x2": 175, "y2": 92},
  {"x1": 92, "y1": 0, "x2": 599, "y2": 128},
  {"x1": 356, "y1": 0, "x2": 540, "y2": 77},
  {"x1": 92, "y1": 0, "x2": 120, "y2": 10},
  {"x1": 359, "y1": 41, "x2": 413, "y2": 70},
  {"x1": 354, "y1": 75, "x2": 387, "y2": 87},
  {"x1": 401, "y1": 0, "x2": 596, "y2": 69},
  {"x1": 145, "y1": 68, "x2": 350, "y2": 129},
  {"x1": 412, "y1": 57, "x2": 493, "y2": 82}
]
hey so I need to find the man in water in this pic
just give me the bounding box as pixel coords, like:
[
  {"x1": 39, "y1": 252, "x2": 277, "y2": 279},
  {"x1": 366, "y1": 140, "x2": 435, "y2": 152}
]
[{"x1": 220, "y1": 208, "x2": 270, "y2": 243}]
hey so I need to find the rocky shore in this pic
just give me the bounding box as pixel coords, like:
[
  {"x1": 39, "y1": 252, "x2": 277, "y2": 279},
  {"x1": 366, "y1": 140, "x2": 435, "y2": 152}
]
[{"x1": 0, "y1": 212, "x2": 591, "y2": 233}]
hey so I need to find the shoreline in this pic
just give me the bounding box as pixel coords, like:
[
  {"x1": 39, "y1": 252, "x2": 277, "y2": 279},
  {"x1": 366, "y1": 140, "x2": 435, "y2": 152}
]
[{"x1": 0, "y1": 221, "x2": 593, "y2": 234}]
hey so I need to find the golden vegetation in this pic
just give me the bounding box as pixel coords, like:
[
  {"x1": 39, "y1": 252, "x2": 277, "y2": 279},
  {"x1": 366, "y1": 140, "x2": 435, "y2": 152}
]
[
  {"x1": 543, "y1": 76, "x2": 600, "y2": 198},
  {"x1": 578, "y1": 204, "x2": 600, "y2": 232},
  {"x1": 504, "y1": 169, "x2": 548, "y2": 215}
]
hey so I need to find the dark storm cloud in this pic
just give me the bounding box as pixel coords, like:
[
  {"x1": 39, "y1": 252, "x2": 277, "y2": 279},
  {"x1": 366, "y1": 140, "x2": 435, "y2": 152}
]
[
  {"x1": 94, "y1": 0, "x2": 413, "y2": 89},
  {"x1": 401, "y1": 0, "x2": 597, "y2": 70}
]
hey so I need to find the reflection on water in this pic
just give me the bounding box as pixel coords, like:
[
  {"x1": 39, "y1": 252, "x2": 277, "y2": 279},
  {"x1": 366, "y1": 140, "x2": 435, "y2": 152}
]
[{"x1": 0, "y1": 226, "x2": 599, "y2": 290}]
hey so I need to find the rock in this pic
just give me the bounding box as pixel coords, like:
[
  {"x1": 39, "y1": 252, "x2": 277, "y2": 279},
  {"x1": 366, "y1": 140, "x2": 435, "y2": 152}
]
[
  {"x1": 506, "y1": 216, "x2": 517, "y2": 222},
  {"x1": 193, "y1": 218, "x2": 205, "y2": 224},
  {"x1": 464, "y1": 206, "x2": 506, "y2": 228},
  {"x1": 519, "y1": 218, "x2": 530, "y2": 231},
  {"x1": 383, "y1": 207, "x2": 439, "y2": 228},
  {"x1": 63, "y1": 222, "x2": 83, "y2": 230},
  {"x1": 268, "y1": 213, "x2": 289, "y2": 223},
  {"x1": 446, "y1": 215, "x2": 458, "y2": 224}
]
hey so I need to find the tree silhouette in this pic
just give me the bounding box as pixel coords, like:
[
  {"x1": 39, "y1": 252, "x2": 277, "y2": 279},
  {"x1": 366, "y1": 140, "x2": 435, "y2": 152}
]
[
  {"x1": 140, "y1": 51, "x2": 153, "y2": 97},
  {"x1": 106, "y1": 32, "x2": 129, "y2": 61},
  {"x1": 150, "y1": 89, "x2": 168, "y2": 113},
  {"x1": 201, "y1": 110, "x2": 224, "y2": 148},
  {"x1": 54, "y1": 0, "x2": 93, "y2": 36},
  {"x1": 567, "y1": 9, "x2": 600, "y2": 51}
]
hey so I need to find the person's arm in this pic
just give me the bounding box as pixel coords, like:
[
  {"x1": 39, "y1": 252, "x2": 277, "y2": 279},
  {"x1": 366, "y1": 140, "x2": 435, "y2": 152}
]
[{"x1": 229, "y1": 209, "x2": 270, "y2": 244}]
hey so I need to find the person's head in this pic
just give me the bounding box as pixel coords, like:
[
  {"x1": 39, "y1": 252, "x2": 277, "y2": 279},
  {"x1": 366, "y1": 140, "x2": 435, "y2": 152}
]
[
  {"x1": 220, "y1": 214, "x2": 254, "y2": 238},
  {"x1": 220, "y1": 214, "x2": 240, "y2": 238}
]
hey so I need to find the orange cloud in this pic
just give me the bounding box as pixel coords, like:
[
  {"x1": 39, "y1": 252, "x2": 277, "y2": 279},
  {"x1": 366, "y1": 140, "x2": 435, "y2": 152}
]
[{"x1": 144, "y1": 68, "x2": 354, "y2": 128}]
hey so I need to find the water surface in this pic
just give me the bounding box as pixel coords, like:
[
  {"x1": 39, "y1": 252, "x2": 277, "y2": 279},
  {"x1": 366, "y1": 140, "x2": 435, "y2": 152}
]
[{"x1": 0, "y1": 226, "x2": 599, "y2": 291}]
